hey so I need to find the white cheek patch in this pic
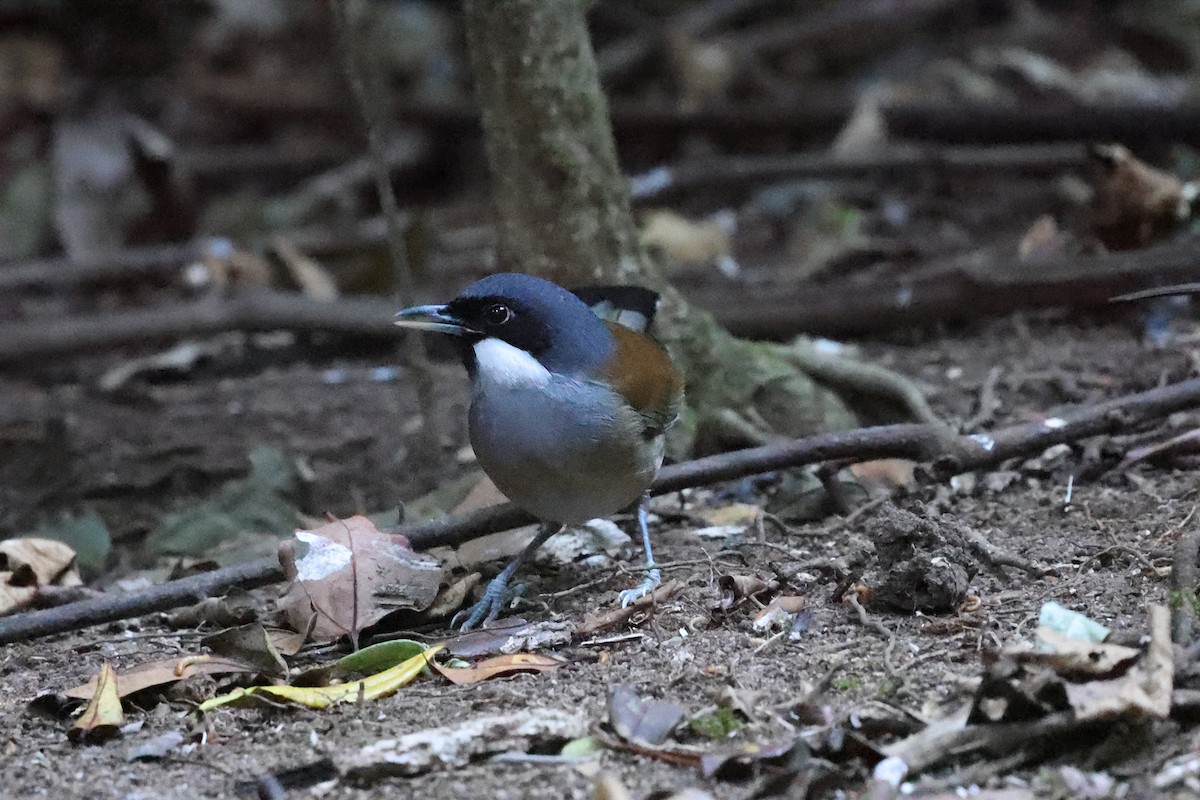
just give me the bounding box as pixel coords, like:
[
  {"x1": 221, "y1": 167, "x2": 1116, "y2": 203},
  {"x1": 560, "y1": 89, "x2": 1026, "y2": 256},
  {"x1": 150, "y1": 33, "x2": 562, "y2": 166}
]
[{"x1": 473, "y1": 337, "x2": 551, "y2": 387}]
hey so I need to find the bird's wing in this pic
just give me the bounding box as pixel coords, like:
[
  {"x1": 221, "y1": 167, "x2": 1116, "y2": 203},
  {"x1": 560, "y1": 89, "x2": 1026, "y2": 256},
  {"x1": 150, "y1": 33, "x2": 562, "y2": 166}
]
[
  {"x1": 572, "y1": 285, "x2": 660, "y2": 334},
  {"x1": 601, "y1": 322, "x2": 684, "y2": 438}
]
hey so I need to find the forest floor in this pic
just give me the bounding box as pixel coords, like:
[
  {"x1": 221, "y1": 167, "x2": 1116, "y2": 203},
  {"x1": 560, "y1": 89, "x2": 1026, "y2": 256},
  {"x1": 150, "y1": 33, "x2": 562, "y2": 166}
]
[{"x1": 4, "y1": 308, "x2": 1197, "y2": 799}]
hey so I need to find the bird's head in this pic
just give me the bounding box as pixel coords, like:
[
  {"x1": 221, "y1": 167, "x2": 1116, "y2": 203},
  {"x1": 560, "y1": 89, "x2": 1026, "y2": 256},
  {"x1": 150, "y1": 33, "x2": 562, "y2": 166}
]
[{"x1": 394, "y1": 273, "x2": 616, "y2": 383}]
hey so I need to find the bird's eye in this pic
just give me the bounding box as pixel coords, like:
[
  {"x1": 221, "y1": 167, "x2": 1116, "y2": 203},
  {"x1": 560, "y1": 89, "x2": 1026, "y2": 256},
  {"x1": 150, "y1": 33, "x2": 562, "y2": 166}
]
[{"x1": 483, "y1": 303, "x2": 512, "y2": 325}]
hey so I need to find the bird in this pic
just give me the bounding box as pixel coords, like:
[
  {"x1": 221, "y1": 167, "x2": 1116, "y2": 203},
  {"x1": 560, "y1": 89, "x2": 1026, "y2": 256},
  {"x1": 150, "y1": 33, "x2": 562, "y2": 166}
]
[{"x1": 394, "y1": 273, "x2": 685, "y2": 630}]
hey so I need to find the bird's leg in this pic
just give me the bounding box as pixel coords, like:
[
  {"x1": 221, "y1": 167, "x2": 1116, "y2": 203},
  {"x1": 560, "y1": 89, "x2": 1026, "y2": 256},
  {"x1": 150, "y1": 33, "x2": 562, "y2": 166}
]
[
  {"x1": 618, "y1": 492, "x2": 661, "y2": 607},
  {"x1": 453, "y1": 522, "x2": 561, "y2": 631}
]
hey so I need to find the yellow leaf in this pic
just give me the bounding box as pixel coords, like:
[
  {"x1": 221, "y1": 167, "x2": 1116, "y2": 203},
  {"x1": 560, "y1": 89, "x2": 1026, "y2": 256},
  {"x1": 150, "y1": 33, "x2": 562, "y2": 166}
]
[
  {"x1": 198, "y1": 645, "x2": 441, "y2": 712},
  {"x1": 69, "y1": 661, "x2": 124, "y2": 743}
]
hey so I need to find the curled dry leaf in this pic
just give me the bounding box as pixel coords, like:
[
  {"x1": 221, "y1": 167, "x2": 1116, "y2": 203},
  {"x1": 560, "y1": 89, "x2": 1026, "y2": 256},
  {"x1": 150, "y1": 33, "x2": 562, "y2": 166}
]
[
  {"x1": 272, "y1": 236, "x2": 338, "y2": 300},
  {"x1": 69, "y1": 661, "x2": 124, "y2": 744},
  {"x1": 200, "y1": 623, "x2": 289, "y2": 679},
  {"x1": 849, "y1": 459, "x2": 916, "y2": 494},
  {"x1": 641, "y1": 209, "x2": 736, "y2": 275},
  {"x1": 432, "y1": 653, "x2": 566, "y2": 686},
  {"x1": 1, "y1": 537, "x2": 82, "y2": 616},
  {"x1": 752, "y1": 596, "x2": 805, "y2": 633},
  {"x1": 278, "y1": 515, "x2": 444, "y2": 641},
  {"x1": 1032, "y1": 628, "x2": 1140, "y2": 678},
  {"x1": 1089, "y1": 143, "x2": 1192, "y2": 250},
  {"x1": 718, "y1": 574, "x2": 769, "y2": 610},
  {"x1": 422, "y1": 571, "x2": 481, "y2": 621}
]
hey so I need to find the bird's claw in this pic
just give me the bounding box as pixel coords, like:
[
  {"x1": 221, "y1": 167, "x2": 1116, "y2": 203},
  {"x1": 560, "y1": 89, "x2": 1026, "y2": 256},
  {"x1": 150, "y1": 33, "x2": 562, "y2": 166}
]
[
  {"x1": 618, "y1": 567, "x2": 661, "y2": 607},
  {"x1": 452, "y1": 577, "x2": 519, "y2": 631}
]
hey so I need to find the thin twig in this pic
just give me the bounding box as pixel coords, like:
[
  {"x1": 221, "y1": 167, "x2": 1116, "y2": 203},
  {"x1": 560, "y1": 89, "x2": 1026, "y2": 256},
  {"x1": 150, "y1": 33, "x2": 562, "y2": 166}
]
[
  {"x1": 963, "y1": 366, "x2": 1004, "y2": 431},
  {"x1": 844, "y1": 590, "x2": 898, "y2": 676},
  {"x1": 331, "y1": 0, "x2": 440, "y2": 457}
]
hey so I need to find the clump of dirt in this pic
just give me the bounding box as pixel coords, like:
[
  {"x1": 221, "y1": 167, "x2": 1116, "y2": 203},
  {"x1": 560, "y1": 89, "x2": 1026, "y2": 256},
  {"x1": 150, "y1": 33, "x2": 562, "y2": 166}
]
[{"x1": 863, "y1": 504, "x2": 975, "y2": 613}]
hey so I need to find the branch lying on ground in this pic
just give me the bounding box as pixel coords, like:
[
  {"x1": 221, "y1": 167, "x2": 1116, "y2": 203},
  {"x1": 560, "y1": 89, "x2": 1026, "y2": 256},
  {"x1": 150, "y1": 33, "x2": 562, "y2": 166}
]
[
  {"x1": 0, "y1": 289, "x2": 401, "y2": 363},
  {"x1": 630, "y1": 142, "x2": 1087, "y2": 202},
  {"x1": 2, "y1": 377, "x2": 1197, "y2": 645},
  {"x1": 698, "y1": 234, "x2": 1200, "y2": 338},
  {"x1": 184, "y1": 72, "x2": 1200, "y2": 147},
  {"x1": 0, "y1": 560, "x2": 284, "y2": 646}
]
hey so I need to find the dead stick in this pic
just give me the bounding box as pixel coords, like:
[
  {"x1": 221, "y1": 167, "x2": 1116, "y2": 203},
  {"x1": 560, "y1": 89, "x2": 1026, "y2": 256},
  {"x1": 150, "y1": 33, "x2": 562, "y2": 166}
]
[
  {"x1": 0, "y1": 560, "x2": 284, "y2": 646},
  {"x1": 0, "y1": 289, "x2": 402, "y2": 363},
  {"x1": 632, "y1": 143, "x2": 1086, "y2": 201},
  {"x1": 2, "y1": 378, "x2": 1197, "y2": 645},
  {"x1": 575, "y1": 580, "x2": 682, "y2": 637},
  {"x1": 697, "y1": 234, "x2": 1200, "y2": 338}
]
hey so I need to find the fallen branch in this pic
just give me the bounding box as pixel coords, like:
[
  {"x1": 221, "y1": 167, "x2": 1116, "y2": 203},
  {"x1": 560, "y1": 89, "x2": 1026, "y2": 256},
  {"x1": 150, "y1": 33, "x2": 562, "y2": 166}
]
[
  {"x1": 631, "y1": 142, "x2": 1087, "y2": 202},
  {"x1": 0, "y1": 289, "x2": 402, "y2": 363},
  {"x1": 696, "y1": 234, "x2": 1200, "y2": 338},
  {"x1": 0, "y1": 560, "x2": 284, "y2": 645},
  {"x1": 2, "y1": 377, "x2": 1197, "y2": 644}
]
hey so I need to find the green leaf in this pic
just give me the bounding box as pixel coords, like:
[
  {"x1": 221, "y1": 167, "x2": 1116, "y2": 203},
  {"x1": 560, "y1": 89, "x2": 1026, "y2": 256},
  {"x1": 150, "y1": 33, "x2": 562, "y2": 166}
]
[
  {"x1": 146, "y1": 445, "x2": 299, "y2": 556},
  {"x1": 333, "y1": 640, "x2": 429, "y2": 679},
  {"x1": 34, "y1": 512, "x2": 111, "y2": 574}
]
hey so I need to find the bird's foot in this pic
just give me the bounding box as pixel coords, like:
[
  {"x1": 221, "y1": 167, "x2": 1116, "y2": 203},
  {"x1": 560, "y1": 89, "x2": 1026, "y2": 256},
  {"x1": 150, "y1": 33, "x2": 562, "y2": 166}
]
[
  {"x1": 617, "y1": 567, "x2": 661, "y2": 607},
  {"x1": 452, "y1": 576, "x2": 520, "y2": 631}
]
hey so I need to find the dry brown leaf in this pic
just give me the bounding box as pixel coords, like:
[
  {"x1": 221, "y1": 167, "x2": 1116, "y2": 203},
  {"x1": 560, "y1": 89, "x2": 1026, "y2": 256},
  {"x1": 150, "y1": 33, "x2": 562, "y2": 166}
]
[
  {"x1": 1089, "y1": 143, "x2": 1190, "y2": 250},
  {"x1": 0, "y1": 537, "x2": 80, "y2": 586},
  {"x1": 666, "y1": 31, "x2": 736, "y2": 110},
  {"x1": 278, "y1": 515, "x2": 444, "y2": 641},
  {"x1": 432, "y1": 653, "x2": 566, "y2": 686},
  {"x1": 69, "y1": 661, "x2": 124, "y2": 743},
  {"x1": 201, "y1": 623, "x2": 289, "y2": 679},
  {"x1": 641, "y1": 209, "x2": 733, "y2": 269},
  {"x1": 849, "y1": 459, "x2": 917, "y2": 492},
  {"x1": 62, "y1": 654, "x2": 257, "y2": 700},
  {"x1": 1017, "y1": 214, "x2": 1069, "y2": 264},
  {"x1": 1064, "y1": 604, "x2": 1172, "y2": 721},
  {"x1": 273, "y1": 236, "x2": 338, "y2": 300},
  {"x1": 718, "y1": 574, "x2": 770, "y2": 610},
  {"x1": 1032, "y1": 628, "x2": 1141, "y2": 677},
  {"x1": 608, "y1": 683, "x2": 685, "y2": 746},
  {"x1": 831, "y1": 93, "x2": 889, "y2": 158},
  {"x1": 752, "y1": 596, "x2": 805, "y2": 633},
  {"x1": 1, "y1": 537, "x2": 82, "y2": 616},
  {"x1": 0, "y1": 583, "x2": 37, "y2": 615},
  {"x1": 423, "y1": 572, "x2": 481, "y2": 620}
]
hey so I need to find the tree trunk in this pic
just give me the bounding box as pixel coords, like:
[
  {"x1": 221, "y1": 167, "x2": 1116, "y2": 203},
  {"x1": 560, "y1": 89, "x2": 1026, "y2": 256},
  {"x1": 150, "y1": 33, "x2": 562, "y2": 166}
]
[
  {"x1": 462, "y1": 0, "x2": 647, "y2": 286},
  {"x1": 461, "y1": 0, "x2": 921, "y2": 452}
]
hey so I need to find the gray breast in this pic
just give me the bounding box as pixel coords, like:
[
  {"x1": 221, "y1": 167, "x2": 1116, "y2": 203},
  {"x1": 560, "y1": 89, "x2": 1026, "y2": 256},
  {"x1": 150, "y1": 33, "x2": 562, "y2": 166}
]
[{"x1": 467, "y1": 376, "x2": 663, "y2": 525}]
